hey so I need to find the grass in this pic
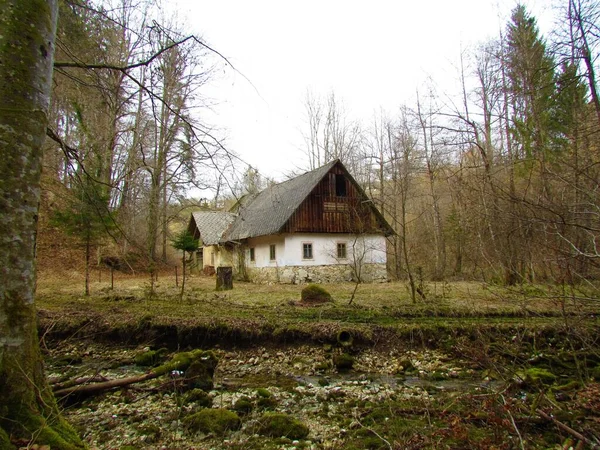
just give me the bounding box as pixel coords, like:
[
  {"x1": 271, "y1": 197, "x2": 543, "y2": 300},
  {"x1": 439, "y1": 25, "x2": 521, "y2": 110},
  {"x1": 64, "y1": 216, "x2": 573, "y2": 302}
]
[{"x1": 35, "y1": 270, "x2": 600, "y2": 348}]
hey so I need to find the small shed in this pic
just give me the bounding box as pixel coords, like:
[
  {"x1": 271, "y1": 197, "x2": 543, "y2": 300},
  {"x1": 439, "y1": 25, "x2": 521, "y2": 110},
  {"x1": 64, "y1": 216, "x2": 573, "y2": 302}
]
[{"x1": 187, "y1": 211, "x2": 236, "y2": 273}]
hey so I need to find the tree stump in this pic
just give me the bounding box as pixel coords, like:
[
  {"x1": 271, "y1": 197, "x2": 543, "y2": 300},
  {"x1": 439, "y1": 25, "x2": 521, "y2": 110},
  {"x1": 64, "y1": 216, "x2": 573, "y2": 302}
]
[{"x1": 216, "y1": 266, "x2": 233, "y2": 291}]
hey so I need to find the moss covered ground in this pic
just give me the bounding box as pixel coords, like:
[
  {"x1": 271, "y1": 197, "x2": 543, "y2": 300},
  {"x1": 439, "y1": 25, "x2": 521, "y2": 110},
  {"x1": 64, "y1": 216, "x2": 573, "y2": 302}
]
[{"x1": 33, "y1": 273, "x2": 600, "y2": 448}]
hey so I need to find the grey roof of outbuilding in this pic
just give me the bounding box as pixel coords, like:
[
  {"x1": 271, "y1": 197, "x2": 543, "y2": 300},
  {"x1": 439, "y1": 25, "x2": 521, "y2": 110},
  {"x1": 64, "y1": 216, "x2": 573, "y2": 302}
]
[
  {"x1": 224, "y1": 160, "x2": 338, "y2": 241},
  {"x1": 190, "y1": 211, "x2": 236, "y2": 245}
]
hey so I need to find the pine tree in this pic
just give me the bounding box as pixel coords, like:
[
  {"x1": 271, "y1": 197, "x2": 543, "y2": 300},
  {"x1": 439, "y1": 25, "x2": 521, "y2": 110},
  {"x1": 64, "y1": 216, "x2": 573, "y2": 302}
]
[
  {"x1": 51, "y1": 175, "x2": 115, "y2": 296},
  {"x1": 171, "y1": 230, "x2": 199, "y2": 299},
  {"x1": 506, "y1": 5, "x2": 558, "y2": 160}
]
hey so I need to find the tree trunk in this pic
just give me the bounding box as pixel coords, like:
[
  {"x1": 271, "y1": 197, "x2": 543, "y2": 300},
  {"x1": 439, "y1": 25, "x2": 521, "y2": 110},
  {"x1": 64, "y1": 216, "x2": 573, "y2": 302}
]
[
  {"x1": 0, "y1": 1, "x2": 83, "y2": 448},
  {"x1": 85, "y1": 235, "x2": 90, "y2": 296},
  {"x1": 216, "y1": 267, "x2": 233, "y2": 291},
  {"x1": 180, "y1": 250, "x2": 187, "y2": 299}
]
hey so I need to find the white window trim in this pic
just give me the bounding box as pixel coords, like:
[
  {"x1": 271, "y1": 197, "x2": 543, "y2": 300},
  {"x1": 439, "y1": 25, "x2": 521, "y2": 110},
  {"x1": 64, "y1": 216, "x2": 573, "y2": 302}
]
[
  {"x1": 302, "y1": 242, "x2": 314, "y2": 260},
  {"x1": 336, "y1": 241, "x2": 348, "y2": 260}
]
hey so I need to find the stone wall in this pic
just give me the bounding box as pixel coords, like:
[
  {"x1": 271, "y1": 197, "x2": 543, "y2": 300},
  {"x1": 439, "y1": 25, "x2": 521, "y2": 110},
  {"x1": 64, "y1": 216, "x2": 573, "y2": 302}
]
[{"x1": 245, "y1": 263, "x2": 387, "y2": 284}]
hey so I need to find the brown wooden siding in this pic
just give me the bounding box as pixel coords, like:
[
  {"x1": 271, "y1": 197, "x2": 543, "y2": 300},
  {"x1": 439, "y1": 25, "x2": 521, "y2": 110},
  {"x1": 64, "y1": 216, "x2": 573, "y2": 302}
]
[{"x1": 282, "y1": 164, "x2": 380, "y2": 234}]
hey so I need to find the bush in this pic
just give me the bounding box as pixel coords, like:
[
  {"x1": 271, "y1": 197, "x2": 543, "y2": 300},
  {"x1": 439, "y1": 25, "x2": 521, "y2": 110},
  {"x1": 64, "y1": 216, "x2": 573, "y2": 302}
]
[
  {"x1": 301, "y1": 284, "x2": 332, "y2": 304},
  {"x1": 257, "y1": 412, "x2": 309, "y2": 440},
  {"x1": 183, "y1": 409, "x2": 241, "y2": 436}
]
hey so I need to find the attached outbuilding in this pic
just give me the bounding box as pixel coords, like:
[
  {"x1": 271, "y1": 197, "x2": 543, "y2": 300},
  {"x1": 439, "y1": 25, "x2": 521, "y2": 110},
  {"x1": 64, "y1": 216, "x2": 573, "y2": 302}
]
[{"x1": 187, "y1": 210, "x2": 236, "y2": 274}]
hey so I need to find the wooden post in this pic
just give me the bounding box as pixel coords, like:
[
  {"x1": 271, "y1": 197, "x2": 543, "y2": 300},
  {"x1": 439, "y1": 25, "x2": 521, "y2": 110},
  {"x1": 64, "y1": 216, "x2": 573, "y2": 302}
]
[
  {"x1": 110, "y1": 267, "x2": 114, "y2": 290},
  {"x1": 216, "y1": 267, "x2": 233, "y2": 291}
]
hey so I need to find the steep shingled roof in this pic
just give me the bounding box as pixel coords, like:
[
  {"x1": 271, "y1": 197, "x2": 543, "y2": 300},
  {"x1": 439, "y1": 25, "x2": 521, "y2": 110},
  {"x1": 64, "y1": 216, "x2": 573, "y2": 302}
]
[
  {"x1": 224, "y1": 160, "x2": 338, "y2": 241},
  {"x1": 189, "y1": 211, "x2": 236, "y2": 245}
]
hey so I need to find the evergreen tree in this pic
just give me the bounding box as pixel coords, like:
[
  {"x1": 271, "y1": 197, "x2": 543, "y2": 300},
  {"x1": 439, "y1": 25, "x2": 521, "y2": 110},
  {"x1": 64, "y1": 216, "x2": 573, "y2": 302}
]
[
  {"x1": 52, "y1": 175, "x2": 115, "y2": 296},
  {"x1": 171, "y1": 230, "x2": 199, "y2": 299},
  {"x1": 506, "y1": 5, "x2": 558, "y2": 159}
]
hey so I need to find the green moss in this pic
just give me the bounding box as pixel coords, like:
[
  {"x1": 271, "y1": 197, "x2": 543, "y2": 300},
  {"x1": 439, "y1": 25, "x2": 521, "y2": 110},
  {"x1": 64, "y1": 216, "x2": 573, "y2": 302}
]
[
  {"x1": 552, "y1": 380, "x2": 581, "y2": 392},
  {"x1": 183, "y1": 408, "x2": 241, "y2": 436},
  {"x1": 151, "y1": 349, "x2": 218, "y2": 378},
  {"x1": 257, "y1": 413, "x2": 309, "y2": 440},
  {"x1": 0, "y1": 427, "x2": 14, "y2": 450},
  {"x1": 257, "y1": 396, "x2": 278, "y2": 410},
  {"x1": 300, "y1": 284, "x2": 332, "y2": 303},
  {"x1": 184, "y1": 358, "x2": 216, "y2": 391},
  {"x1": 519, "y1": 367, "x2": 557, "y2": 386},
  {"x1": 233, "y1": 396, "x2": 254, "y2": 415},
  {"x1": 183, "y1": 389, "x2": 212, "y2": 408},
  {"x1": 333, "y1": 353, "x2": 354, "y2": 372},
  {"x1": 134, "y1": 349, "x2": 163, "y2": 367},
  {"x1": 256, "y1": 388, "x2": 272, "y2": 398},
  {"x1": 5, "y1": 398, "x2": 84, "y2": 450}
]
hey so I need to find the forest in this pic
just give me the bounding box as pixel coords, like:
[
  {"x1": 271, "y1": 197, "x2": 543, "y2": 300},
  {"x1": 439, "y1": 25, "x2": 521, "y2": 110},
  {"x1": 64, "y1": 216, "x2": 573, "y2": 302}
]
[
  {"x1": 36, "y1": 0, "x2": 600, "y2": 292},
  {"x1": 1, "y1": 0, "x2": 600, "y2": 449}
]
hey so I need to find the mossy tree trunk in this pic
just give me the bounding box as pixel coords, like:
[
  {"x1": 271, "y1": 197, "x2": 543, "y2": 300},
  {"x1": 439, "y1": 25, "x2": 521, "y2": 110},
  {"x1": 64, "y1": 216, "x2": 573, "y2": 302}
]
[{"x1": 0, "y1": 1, "x2": 83, "y2": 448}]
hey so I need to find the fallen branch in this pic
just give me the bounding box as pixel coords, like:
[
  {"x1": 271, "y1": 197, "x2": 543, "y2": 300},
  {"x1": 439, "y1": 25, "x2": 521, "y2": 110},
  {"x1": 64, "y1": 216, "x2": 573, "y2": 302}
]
[
  {"x1": 537, "y1": 409, "x2": 600, "y2": 449},
  {"x1": 54, "y1": 372, "x2": 158, "y2": 397},
  {"x1": 52, "y1": 374, "x2": 109, "y2": 391},
  {"x1": 54, "y1": 349, "x2": 216, "y2": 398}
]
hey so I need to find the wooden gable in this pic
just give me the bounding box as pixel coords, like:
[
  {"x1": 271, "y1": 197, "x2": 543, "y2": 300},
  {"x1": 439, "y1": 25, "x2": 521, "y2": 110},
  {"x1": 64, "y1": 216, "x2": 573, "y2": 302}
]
[{"x1": 282, "y1": 162, "x2": 389, "y2": 235}]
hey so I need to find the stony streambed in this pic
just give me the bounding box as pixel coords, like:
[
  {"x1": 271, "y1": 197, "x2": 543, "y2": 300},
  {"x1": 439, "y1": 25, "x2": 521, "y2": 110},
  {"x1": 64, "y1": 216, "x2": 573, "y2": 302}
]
[{"x1": 47, "y1": 341, "x2": 493, "y2": 449}]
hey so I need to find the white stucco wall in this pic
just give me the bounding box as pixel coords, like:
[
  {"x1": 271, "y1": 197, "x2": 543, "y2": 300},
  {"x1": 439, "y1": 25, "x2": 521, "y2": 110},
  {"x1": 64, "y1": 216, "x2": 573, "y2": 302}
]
[
  {"x1": 245, "y1": 235, "x2": 286, "y2": 269},
  {"x1": 245, "y1": 233, "x2": 386, "y2": 268}
]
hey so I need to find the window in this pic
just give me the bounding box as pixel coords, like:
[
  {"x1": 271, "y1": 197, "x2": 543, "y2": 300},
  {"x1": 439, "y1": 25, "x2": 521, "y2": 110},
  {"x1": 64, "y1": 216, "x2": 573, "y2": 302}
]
[
  {"x1": 337, "y1": 242, "x2": 347, "y2": 259},
  {"x1": 269, "y1": 244, "x2": 276, "y2": 261},
  {"x1": 335, "y1": 174, "x2": 346, "y2": 196},
  {"x1": 249, "y1": 248, "x2": 255, "y2": 262},
  {"x1": 303, "y1": 243, "x2": 313, "y2": 259}
]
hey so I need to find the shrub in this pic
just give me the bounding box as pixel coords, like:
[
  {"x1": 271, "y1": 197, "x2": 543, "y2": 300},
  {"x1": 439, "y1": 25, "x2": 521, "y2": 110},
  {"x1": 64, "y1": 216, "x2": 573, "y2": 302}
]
[
  {"x1": 257, "y1": 412, "x2": 309, "y2": 440},
  {"x1": 301, "y1": 284, "x2": 332, "y2": 304}
]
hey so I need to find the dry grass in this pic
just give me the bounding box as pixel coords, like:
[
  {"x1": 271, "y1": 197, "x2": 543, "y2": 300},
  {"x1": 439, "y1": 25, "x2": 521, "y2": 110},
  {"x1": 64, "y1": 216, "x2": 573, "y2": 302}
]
[{"x1": 36, "y1": 269, "x2": 600, "y2": 329}]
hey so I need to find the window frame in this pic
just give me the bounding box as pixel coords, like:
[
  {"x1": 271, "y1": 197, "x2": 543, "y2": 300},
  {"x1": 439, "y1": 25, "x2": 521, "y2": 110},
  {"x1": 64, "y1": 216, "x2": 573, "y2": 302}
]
[
  {"x1": 337, "y1": 242, "x2": 348, "y2": 259},
  {"x1": 302, "y1": 242, "x2": 313, "y2": 260},
  {"x1": 249, "y1": 247, "x2": 255, "y2": 262},
  {"x1": 269, "y1": 244, "x2": 276, "y2": 261}
]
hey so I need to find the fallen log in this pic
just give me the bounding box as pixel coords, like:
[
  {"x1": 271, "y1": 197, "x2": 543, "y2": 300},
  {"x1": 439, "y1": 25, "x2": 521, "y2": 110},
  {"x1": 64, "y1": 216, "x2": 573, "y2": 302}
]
[
  {"x1": 54, "y1": 349, "x2": 217, "y2": 398},
  {"x1": 536, "y1": 409, "x2": 600, "y2": 450}
]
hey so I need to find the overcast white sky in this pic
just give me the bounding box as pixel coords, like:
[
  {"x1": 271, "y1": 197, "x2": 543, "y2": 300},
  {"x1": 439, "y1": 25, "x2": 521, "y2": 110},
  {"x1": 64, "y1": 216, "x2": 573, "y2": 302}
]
[{"x1": 174, "y1": 0, "x2": 555, "y2": 181}]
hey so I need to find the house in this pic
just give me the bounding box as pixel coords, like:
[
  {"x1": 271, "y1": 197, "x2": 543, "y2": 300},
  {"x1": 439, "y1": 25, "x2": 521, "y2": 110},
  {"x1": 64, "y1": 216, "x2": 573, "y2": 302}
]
[{"x1": 189, "y1": 159, "x2": 394, "y2": 283}]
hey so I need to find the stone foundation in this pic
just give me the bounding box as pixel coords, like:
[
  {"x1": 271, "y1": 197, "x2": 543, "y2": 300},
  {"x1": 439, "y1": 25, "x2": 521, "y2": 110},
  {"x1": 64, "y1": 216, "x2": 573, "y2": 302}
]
[{"x1": 245, "y1": 264, "x2": 387, "y2": 284}]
